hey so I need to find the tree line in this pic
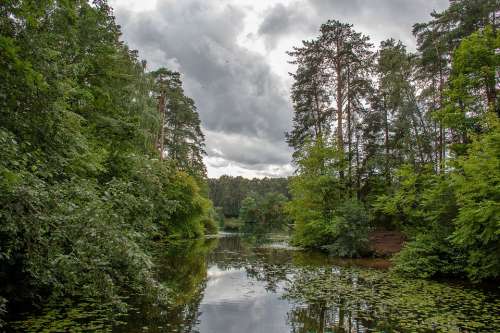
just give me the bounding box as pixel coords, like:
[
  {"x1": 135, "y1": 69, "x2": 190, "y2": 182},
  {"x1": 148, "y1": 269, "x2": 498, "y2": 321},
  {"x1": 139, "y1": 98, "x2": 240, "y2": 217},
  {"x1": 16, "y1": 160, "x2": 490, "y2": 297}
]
[
  {"x1": 286, "y1": 0, "x2": 499, "y2": 281},
  {"x1": 208, "y1": 176, "x2": 289, "y2": 217},
  {"x1": 207, "y1": 176, "x2": 290, "y2": 232},
  {"x1": 0, "y1": 0, "x2": 213, "y2": 327}
]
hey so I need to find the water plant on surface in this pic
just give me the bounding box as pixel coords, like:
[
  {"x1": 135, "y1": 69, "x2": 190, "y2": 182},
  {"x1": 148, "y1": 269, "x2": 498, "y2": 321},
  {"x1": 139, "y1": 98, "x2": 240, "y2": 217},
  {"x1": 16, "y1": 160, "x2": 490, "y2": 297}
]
[{"x1": 284, "y1": 267, "x2": 500, "y2": 332}]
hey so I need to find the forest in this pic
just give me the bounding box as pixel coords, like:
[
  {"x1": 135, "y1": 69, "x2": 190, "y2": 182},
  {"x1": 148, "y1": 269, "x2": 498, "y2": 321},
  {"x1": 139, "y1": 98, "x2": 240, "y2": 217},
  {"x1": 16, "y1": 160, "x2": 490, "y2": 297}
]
[
  {"x1": 208, "y1": 176, "x2": 290, "y2": 231},
  {"x1": 0, "y1": 0, "x2": 499, "y2": 331}
]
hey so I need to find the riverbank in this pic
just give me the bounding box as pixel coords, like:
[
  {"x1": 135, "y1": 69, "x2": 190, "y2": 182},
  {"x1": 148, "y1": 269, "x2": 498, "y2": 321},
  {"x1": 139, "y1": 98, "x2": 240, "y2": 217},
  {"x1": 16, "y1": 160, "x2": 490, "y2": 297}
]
[{"x1": 369, "y1": 229, "x2": 406, "y2": 257}]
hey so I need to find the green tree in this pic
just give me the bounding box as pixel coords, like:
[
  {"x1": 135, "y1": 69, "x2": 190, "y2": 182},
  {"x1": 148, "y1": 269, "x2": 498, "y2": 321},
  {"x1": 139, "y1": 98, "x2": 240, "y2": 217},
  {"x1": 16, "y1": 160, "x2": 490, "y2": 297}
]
[
  {"x1": 152, "y1": 68, "x2": 207, "y2": 179},
  {"x1": 240, "y1": 193, "x2": 261, "y2": 225},
  {"x1": 287, "y1": 39, "x2": 331, "y2": 156},
  {"x1": 375, "y1": 39, "x2": 432, "y2": 179},
  {"x1": 451, "y1": 115, "x2": 500, "y2": 281},
  {"x1": 287, "y1": 139, "x2": 370, "y2": 256},
  {"x1": 439, "y1": 27, "x2": 500, "y2": 145}
]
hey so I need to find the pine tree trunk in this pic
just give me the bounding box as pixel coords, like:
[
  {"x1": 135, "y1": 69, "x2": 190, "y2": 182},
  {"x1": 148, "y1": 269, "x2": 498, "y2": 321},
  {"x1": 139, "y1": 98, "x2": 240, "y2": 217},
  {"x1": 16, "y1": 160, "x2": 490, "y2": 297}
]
[
  {"x1": 347, "y1": 69, "x2": 352, "y2": 191},
  {"x1": 439, "y1": 69, "x2": 445, "y2": 173},
  {"x1": 314, "y1": 86, "x2": 322, "y2": 139},
  {"x1": 355, "y1": 134, "x2": 361, "y2": 199},
  {"x1": 335, "y1": 54, "x2": 344, "y2": 179},
  {"x1": 158, "y1": 93, "x2": 166, "y2": 161},
  {"x1": 383, "y1": 95, "x2": 390, "y2": 184}
]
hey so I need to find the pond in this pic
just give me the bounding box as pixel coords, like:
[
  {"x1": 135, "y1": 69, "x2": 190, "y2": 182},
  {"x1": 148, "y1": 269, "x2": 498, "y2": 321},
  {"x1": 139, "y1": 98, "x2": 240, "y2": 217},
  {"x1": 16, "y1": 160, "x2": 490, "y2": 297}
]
[{"x1": 14, "y1": 233, "x2": 500, "y2": 332}]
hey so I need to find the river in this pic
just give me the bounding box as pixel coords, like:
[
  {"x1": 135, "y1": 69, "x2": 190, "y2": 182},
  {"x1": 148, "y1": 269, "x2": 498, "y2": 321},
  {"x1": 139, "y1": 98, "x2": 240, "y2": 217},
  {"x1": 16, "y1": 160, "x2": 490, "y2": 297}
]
[
  {"x1": 13, "y1": 233, "x2": 500, "y2": 332},
  {"x1": 114, "y1": 233, "x2": 499, "y2": 333}
]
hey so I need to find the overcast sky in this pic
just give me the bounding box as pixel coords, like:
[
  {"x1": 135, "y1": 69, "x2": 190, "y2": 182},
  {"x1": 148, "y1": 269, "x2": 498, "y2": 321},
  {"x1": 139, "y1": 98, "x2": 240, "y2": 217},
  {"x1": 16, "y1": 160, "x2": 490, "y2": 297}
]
[{"x1": 109, "y1": 0, "x2": 449, "y2": 178}]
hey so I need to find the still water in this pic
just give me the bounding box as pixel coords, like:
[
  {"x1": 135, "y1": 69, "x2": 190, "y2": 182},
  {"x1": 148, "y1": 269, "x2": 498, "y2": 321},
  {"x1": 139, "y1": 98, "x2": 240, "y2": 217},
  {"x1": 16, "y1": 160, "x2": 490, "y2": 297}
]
[{"x1": 113, "y1": 234, "x2": 499, "y2": 333}]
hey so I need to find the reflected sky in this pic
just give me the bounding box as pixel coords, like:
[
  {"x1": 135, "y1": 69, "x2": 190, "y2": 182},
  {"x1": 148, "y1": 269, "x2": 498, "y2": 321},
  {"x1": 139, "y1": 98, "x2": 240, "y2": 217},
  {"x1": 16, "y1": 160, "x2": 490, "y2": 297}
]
[{"x1": 196, "y1": 266, "x2": 292, "y2": 333}]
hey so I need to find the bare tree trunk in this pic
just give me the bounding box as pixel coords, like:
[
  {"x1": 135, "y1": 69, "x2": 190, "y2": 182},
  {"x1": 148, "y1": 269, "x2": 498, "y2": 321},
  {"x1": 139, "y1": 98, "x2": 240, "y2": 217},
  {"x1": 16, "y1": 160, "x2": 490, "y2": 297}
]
[
  {"x1": 355, "y1": 133, "x2": 361, "y2": 199},
  {"x1": 410, "y1": 110, "x2": 425, "y2": 165},
  {"x1": 486, "y1": 82, "x2": 498, "y2": 117},
  {"x1": 406, "y1": 91, "x2": 427, "y2": 165},
  {"x1": 383, "y1": 95, "x2": 390, "y2": 184},
  {"x1": 314, "y1": 86, "x2": 322, "y2": 139},
  {"x1": 319, "y1": 304, "x2": 325, "y2": 333},
  {"x1": 157, "y1": 92, "x2": 166, "y2": 160},
  {"x1": 438, "y1": 68, "x2": 445, "y2": 173},
  {"x1": 335, "y1": 54, "x2": 344, "y2": 179},
  {"x1": 347, "y1": 66, "x2": 352, "y2": 191}
]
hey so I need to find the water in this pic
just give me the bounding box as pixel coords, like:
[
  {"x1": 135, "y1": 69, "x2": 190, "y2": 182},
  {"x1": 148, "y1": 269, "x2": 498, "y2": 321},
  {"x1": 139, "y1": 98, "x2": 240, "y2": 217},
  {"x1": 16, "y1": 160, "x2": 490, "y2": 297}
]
[
  {"x1": 13, "y1": 233, "x2": 500, "y2": 332},
  {"x1": 113, "y1": 234, "x2": 500, "y2": 333}
]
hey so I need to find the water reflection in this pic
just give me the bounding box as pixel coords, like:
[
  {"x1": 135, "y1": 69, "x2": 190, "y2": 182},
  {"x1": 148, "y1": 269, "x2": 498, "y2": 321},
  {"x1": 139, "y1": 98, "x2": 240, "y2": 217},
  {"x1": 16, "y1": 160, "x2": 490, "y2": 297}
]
[
  {"x1": 197, "y1": 266, "x2": 291, "y2": 333},
  {"x1": 114, "y1": 234, "x2": 500, "y2": 333},
  {"x1": 114, "y1": 237, "x2": 218, "y2": 333}
]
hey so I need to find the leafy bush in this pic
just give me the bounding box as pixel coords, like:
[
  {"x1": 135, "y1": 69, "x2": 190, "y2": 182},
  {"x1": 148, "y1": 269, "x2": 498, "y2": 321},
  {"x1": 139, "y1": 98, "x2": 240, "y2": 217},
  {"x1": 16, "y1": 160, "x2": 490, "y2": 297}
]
[
  {"x1": 392, "y1": 232, "x2": 465, "y2": 279},
  {"x1": 287, "y1": 140, "x2": 370, "y2": 257},
  {"x1": 450, "y1": 115, "x2": 500, "y2": 281},
  {"x1": 378, "y1": 117, "x2": 500, "y2": 282},
  {"x1": 290, "y1": 198, "x2": 370, "y2": 257},
  {"x1": 321, "y1": 199, "x2": 371, "y2": 257},
  {"x1": 200, "y1": 206, "x2": 220, "y2": 235}
]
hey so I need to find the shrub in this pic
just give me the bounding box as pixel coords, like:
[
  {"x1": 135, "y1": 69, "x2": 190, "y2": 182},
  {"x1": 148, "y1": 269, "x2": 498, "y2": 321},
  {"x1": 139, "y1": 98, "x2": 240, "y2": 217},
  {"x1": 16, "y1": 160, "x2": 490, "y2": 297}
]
[
  {"x1": 392, "y1": 232, "x2": 466, "y2": 279},
  {"x1": 321, "y1": 199, "x2": 371, "y2": 257}
]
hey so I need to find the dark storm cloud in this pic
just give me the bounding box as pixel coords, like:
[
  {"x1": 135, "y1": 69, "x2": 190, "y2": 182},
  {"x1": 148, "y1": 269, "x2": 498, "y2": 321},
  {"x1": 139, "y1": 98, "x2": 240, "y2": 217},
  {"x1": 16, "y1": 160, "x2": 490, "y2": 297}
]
[
  {"x1": 113, "y1": 0, "x2": 293, "y2": 174},
  {"x1": 258, "y1": 0, "x2": 449, "y2": 49},
  {"x1": 258, "y1": 4, "x2": 293, "y2": 36},
  {"x1": 257, "y1": 2, "x2": 316, "y2": 50}
]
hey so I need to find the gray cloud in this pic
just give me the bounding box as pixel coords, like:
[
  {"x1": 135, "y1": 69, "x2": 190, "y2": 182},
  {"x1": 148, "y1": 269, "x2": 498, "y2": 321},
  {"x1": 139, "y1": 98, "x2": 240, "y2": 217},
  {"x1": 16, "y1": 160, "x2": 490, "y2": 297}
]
[
  {"x1": 258, "y1": 0, "x2": 449, "y2": 49},
  {"x1": 257, "y1": 2, "x2": 316, "y2": 50},
  {"x1": 205, "y1": 130, "x2": 292, "y2": 167},
  {"x1": 312, "y1": 0, "x2": 449, "y2": 47},
  {"x1": 258, "y1": 4, "x2": 292, "y2": 37}
]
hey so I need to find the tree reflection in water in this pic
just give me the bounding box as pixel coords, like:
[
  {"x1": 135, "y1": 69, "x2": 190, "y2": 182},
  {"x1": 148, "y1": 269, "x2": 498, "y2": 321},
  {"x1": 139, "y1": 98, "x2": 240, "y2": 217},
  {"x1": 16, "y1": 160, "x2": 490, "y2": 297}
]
[
  {"x1": 115, "y1": 234, "x2": 499, "y2": 333},
  {"x1": 115, "y1": 237, "x2": 218, "y2": 333}
]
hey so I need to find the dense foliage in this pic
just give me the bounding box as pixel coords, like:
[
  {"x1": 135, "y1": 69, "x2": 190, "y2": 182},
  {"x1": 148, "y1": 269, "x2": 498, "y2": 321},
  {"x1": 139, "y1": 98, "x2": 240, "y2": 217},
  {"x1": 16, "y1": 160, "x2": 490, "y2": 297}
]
[
  {"x1": 286, "y1": 0, "x2": 499, "y2": 280},
  {"x1": 0, "y1": 0, "x2": 213, "y2": 326},
  {"x1": 208, "y1": 176, "x2": 289, "y2": 217},
  {"x1": 239, "y1": 192, "x2": 290, "y2": 233},
  {"x1": 286, "y1": 139, "x2": 370, "y2": 256}
]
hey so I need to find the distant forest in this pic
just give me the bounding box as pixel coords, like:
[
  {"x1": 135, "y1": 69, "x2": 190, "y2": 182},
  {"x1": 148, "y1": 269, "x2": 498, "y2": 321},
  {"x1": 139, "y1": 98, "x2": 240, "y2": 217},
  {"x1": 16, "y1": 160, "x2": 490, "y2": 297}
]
[{"x1": 208, "y1": 176, "x2": 289, "y2": 217}]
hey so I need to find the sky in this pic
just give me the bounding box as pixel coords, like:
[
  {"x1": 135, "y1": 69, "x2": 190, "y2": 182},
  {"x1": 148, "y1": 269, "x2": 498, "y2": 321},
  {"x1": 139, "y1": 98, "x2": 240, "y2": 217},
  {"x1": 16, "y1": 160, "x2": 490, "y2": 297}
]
[{"x1": 109, "y1": 0, "x2": 449, "y2": 179}]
